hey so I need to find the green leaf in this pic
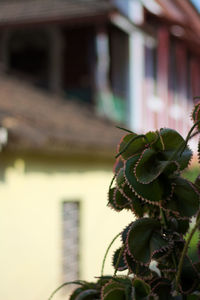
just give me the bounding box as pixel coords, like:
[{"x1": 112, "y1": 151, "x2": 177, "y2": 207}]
[
  {"x1": 103, "y1": 289, "x2": 125, "y2": 300},
  {"x1": 179, "y1": 256, "x2": 199, "y2": 294},
  {"x1": 113, "y1": 158, "x2": 124, "y2": 174},
  {"x1": 133, "y1": 278, "x2": 151, "y2": 299},
  {"x1": 114, "y1": 188, "x2": 130, "y2": 209},
  {"x1": 121, "y1": 223, "x2": 133, "y2": 244},
  {"x1": 121, "y1": 184, "x2": 145, "y2": 217},
  {"x1": 102, "y1": 278, "x2": 135, "y2": 300},
  {"x1": 135, "y1": 148, "x2": 178, "y2": 184},
  {"x1": 108, "y1": 188, "x2": 123, "y2": 212},
  {"x1": 186, "y1": 295, "x2": 200, "y2": 300},
  {"x1": 112, "y1": 247, "x2": 127, "y2": 271},
  {"x1": 165, "y1": 177, "x2": 199, "y2": 217},
  {"x1": 153, "y1": 128, "x2": 183, "y2": 151},
  {"x1": 168, "y1": 217, "x2": 189, "y2": 235},
  {"x1": 116, "y1": 168, "x2": 126, "y2": 188},
  {"x1": 124, "y1": 156, "x2": 163, "y2": 203},
  {"x1": 75, "y1": 289, "x2": 99, "y2": 300},
  {"x1": 97, "y1": 276, "x2": 113, "y2": 287},
  {"x1": 177, "y1": 219, "x2": 190, "y2": 235},
  {"x1": 127, "y1": 218, "x2": 168, "y2": 264},
  {"x1": 102, "y1": 281, "x2": 126, "y2": 300},
  {"x1": 125, "y1": 252, "x2": 151, "y2": 276},
  {"x1": 118, "y1": 133, "x2": 147, "y2": 160},
  {"x1": 153, "y1": 128, "x2": 192, "y2": 170},
  {"x1": 146, "y1": 131, "x2": 159, "y2": 144},
  {"x1": 117, "y1": 131, "x2": 158, "y2": 161},
  {"x1": 150, "y1": 278, "x2": 171, "y2": 299},
  {"x1": 70, "y1": 287, "x2": 86, "y2": 300}
]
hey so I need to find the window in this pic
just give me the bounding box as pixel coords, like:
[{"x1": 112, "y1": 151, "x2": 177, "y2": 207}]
[
  {"x1": 8, "y1": 29, "x2": 49, "y2": 89},
  {"x1": 144, "y1": 43, "x2": 157, "y2": 93},
  {"x1": 62, "y1": 201, "x2": 80, "y2": 284}
]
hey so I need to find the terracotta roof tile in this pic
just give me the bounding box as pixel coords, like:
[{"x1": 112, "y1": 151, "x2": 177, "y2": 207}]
[
  {"x1": 0, "y1": 0, "x2": 114, "y2": 25},
  {"x1": 0, "y1": 74, "x2": 124, "y2": 158}
]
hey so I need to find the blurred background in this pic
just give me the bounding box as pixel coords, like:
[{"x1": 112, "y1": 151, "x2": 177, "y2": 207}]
[{"x1": 0, "y1": 0, "x2": 199, "y2": 299}]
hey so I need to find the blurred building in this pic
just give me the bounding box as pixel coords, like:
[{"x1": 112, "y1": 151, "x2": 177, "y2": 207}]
[{"x1": 0, "y1": 1, "x2": 199, "y2": 300}]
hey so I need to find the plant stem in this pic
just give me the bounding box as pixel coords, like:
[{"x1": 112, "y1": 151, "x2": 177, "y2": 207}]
[
  {"x1": 101, "y1": 232, "x2": 121, "y2": 277},
  {"x1": 175, "y1": 216, "x2": 200, "y2": 291},
  {"x1": 48, "y1": 281, "x2": 84, "y2": 300},
  {"x1": 109, "y1": 174, "x2": 116, "y2": 191},
  {"x1": 116, "y1": 126, "x2": 134, "y2": 134},
  {"x1": 114, "y1": 245, "x2": 125, "y2": 276},
  {"x1": 157, "y1": 130, "x2": 165, "y2": 151},
  {"x1": 160, "y1": 207, "x2": 167, "y2": 229}
]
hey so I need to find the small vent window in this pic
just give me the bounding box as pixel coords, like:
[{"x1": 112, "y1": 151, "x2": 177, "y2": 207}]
[{"x1": 62, "y1": 201, "x2": 80, "y2": 283}]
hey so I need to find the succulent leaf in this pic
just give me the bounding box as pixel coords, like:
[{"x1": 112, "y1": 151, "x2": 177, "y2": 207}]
[
  {"x1": 179, "y1": 256, "x2": 199, "y2": 294},
  {"x1": 127, "y1": 218, "x2": 168, "y2": 264},
  {"x1": 117, "y1": 133, "x2": 147, "y2": 160},
  {"x1": 186, "y1": 295, "x2": 200, "y2": 300},
  {"x1": 102, "y1": 289, "x2": 125, "y2": 300},
  {"x1": 116, "y1": 168, "x2": 126, "y2": 188},
  {"x1": 112, "y1": 247, "x2": 127, "y2": 271},
  {"x1": 124, "y1": 251, "x2": 151, "y2": 277},
  {"x1": 125, "y1": 156, "x2": 163, "y2": 203},
  {"x1": 176, "y1": 219, "x2": 190, "y2": 235},
  {"x1": 122, "y1": 223, "x2": 134, "y2": 244},
  {"x1": 75, "y1": 289, "x2": 99, "y2": 300},
  {"x1": 164, "y1": 178, "x2": 199, "y2": 217},
  {"x1": 135, "y1": 148, "x2": 179, "y2": 184},
  {"x1": 167, "y1": 218, "x2": 190, "y2": 235},
  {"x1": 108, "y1": 188, "x2": 123, "y2": 212},
  {"x1": 113, "y1": 188, "x2": 130, "y2": 209},
  {"x1": 101, "y1": 279, "x2": 132, "y2": 300},
  {"x1": 70, "y1": 287, "x2": 87, "y2": 300},
  {"x1": 119, "y1": 184, "x2": 145, "y2": 217},
  {"x1": 133, "y1": 278, "x2": 151, "y2": 299},
  {"x1": 150, "y1": 277, "x2": 172, "y2": 299},
  {"x1": 146, "y1": 131, "x2": 159, "y2": 144},
  {"x1": 153, "y1": 128, "x2": 192, "y2": 170}
]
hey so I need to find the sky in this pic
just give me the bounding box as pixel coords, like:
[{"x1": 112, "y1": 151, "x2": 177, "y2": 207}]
[{"x1": 190, "y1": 0, "x2": 200, "y2": 12}]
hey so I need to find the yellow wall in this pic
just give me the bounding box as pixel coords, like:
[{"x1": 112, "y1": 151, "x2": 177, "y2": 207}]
[{"x1": 0, "y1": 154, "x2": 134, "y2": 300}]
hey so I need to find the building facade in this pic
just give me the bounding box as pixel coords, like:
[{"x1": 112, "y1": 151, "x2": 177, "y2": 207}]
[{"x1": 0, "y1": 1, "x2": 199, "y2": 299}]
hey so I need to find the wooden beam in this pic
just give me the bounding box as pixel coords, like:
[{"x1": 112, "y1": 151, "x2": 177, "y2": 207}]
[{"x1": 175, "y1": 0, "x2": 200, "y2": 33}]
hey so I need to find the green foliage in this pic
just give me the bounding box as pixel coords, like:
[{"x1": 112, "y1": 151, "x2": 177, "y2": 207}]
[{"x1": 49, "y1": 102, "x2": 200, "y2": 299}]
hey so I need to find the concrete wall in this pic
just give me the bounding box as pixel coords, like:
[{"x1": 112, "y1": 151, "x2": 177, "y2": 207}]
[{"x1": 0, "y1": 153, "x2": 134, "y2": 300}]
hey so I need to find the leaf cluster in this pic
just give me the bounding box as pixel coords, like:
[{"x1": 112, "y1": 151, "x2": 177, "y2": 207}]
[{"x1": 49, "y1": 102, "x2": 200, "y2": 300}]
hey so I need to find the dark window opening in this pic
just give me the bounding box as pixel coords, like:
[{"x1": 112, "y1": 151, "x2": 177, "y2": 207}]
[
  {"x1": 62, "y1": 26, "x2": 95, "y2": 103},
  {"x1": 144, "y1": 43, "x2": 157, "y2": 94},
  {"x1": 109, "y1": 24, "x2": 128, "y2": 123},
  {"x1": 8, "y1": 29, "x2": 49, "y2": 89}
]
